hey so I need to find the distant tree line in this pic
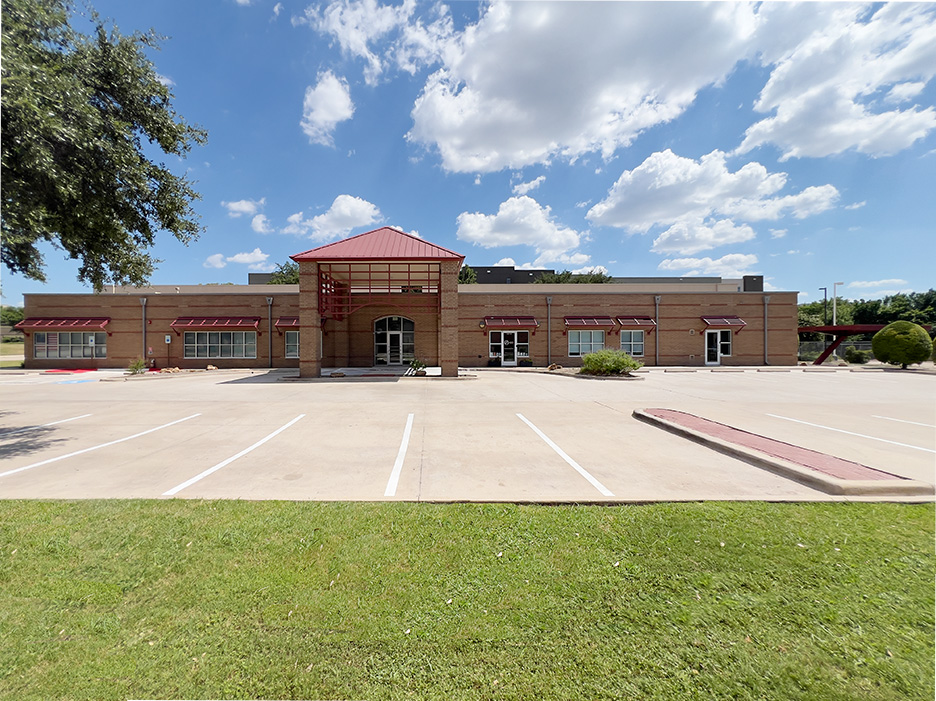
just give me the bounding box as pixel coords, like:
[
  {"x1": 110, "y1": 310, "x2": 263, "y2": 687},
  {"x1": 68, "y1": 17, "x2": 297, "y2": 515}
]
[{"x1": 798, "y1": 290, "x2": 935, "y2": 340}]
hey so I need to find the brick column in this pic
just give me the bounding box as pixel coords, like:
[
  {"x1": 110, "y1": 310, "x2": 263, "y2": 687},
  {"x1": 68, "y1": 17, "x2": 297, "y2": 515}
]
[
  {"x1": 299, "y1": 261, "x2": 321, "y2": 378},
  {"x1": 439, "y1": 260, "x2": 460, "y2": 377}
]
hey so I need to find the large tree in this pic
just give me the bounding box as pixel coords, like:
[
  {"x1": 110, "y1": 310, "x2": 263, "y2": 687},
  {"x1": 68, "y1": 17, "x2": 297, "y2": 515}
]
[{"x1": 1, "y1": 0, "x2": 207, "y2": 290}]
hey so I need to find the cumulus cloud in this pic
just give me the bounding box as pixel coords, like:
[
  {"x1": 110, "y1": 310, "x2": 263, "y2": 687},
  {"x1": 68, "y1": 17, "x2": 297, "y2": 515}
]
[
  {"x1": 203, "y1": 253, "x2": 226, "y2": 269},
  {"x1": 848, "y1": 279, "x2": 909, "y2": 289},
  {"x1": 512, "y1": 175, "x2": 545, "y2": 196},
  {"x1": 493, "y1": 257, "x2": 516, "y2": 266},
  {"x1": 738, "y1": 3, "x2": 936, "y2": 159},
  {"x1": 251, "y1": 214, "x2": 273, "y2": 234},
  {"x1": 770, "y1": 228, "x2": 788, "y2": 238},
  {"x1": 658, "y1": 254, "x2": 759, "y2": 278},
  {"x1": 301, "y1": 71, "x2": 355, "y2": 146},
  {"x1": 282, "y1": 194, "x2": 382, "y2": 240},
  {"x1": 203, "y1": 248, "x2": 272, "y2": 271},
  {"x1": 586, "y1": 149, "x2": 838, "y2": 255},
  {"x1": 456, "y1": 196, "x2": 585, "y2": 267},
  {"x1": 222, "y1": 198, "x2": 266, "y2": 218}
]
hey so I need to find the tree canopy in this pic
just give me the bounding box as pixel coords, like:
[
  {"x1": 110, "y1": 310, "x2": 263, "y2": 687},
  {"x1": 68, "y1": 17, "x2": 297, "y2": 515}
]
[
  {"x1": 1, "y1": 0, "x2": 207, "y2": 291},
  {"x1": 533, "y1": 269, "x2": 613, "y2": 284},
  {"x1": 458, "y1": 264, "x2": 477, "y2": 284},
  {"x1": 268, "y1": 261, "x2": 299, "y2": 285},
  {"x1": 871, "y1": 321, "x2": 933, "y2": 369}
]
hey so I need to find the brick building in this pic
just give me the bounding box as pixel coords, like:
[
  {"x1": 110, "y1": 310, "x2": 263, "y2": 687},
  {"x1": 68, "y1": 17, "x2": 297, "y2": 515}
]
[{"x1": 17, "y1": 227, "x2": 797, "y2": 374}]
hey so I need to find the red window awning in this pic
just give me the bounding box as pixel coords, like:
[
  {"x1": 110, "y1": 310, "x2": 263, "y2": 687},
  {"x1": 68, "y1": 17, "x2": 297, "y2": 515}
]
[
  {"x1": 615, "y1": 316, "x2": 656, "y2": 335},
  {"x1": 482, "y1": 316, "x2": 539, "y2": 331},
  {"x1": 15, "y1": 317, "x2": 110, "y2": 331},
  {"x1": 701, "y1": 315, "x2": 747, "y2": 333},
  {"x1": 170, "y1": 317, "x2": 261, "y2": 333},
  {"x1": 564, "y1": 316, "x2": 616, "y2": 328},
  {"x1": 274, "y1": 316, "x2": 299, "y2": 328}
]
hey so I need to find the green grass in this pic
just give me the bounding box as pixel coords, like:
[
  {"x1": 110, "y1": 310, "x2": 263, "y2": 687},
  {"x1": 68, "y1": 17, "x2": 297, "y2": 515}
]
[
  {"x1": 1, "y1": 501, "x2": 932, "y2": 700},
  {"x1": 0, "y1": 340, "x2": 24, "y2": 356}
]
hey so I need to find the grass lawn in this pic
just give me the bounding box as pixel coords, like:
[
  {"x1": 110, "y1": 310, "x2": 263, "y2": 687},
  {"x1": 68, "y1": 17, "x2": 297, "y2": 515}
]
[
  {"x1": 0, "y1": 341, "x2": 24, "y2": 356},
  {"x1": 1, "y1": 501, "x2": 932, "y2": 700}
]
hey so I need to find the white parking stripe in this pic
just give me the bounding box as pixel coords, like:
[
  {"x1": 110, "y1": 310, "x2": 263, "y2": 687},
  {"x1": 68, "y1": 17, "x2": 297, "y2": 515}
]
[
  {"x1": 0, "y1": 413, "x2": 93, "y2": 438},
  {"x1": 767, "y1": 414, "x2": 935, "y2": 454},
  {"x1": 0, "y1": 414, "x2": 202, "y2": 479},
  {"x1": 163, "y1": 414, "x2": 306, "y2": 496},
  {"x1": 872, "y1": 415, "x2": 935, "y2": 429},
  {"x1": 516, "y1": 413, "x2": 614, "y2": 497},
  {"x1": 384, "y1": 413, "x2": 415, "y2": 497}
]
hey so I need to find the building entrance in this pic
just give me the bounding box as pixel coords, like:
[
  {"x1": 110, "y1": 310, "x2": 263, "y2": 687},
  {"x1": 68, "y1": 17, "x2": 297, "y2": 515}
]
[{"x1": 375, "y1": 316, "x2": 415, "y2": 365}]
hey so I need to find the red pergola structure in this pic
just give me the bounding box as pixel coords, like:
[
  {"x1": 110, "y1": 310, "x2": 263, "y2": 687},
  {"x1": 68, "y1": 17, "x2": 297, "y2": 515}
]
[{"x1": 797, "y1": 325, "x2": 934, "y2": 365}]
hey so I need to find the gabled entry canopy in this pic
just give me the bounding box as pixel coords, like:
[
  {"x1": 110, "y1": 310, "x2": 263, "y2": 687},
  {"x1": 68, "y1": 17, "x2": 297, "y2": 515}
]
[
  {"x1": 291, "y1": 227, "x2": 463, "y2": 262},
  {"x1": 291, "y1": 227, "x2": 464, "y2": 319}
]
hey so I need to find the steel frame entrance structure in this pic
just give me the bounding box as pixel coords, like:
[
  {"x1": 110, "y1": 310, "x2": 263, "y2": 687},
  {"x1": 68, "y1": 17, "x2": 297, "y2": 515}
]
[{"x1": 318, "y1": 262, "x2": 442, "y2": 320}]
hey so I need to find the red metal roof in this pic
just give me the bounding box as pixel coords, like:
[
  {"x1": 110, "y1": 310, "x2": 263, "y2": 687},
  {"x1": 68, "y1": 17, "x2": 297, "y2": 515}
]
[
  {"x1": 291, "y1": 227, "x2": 464, "y2": 261},
  {"x1": 701, "y1": 315, "x2": 747, "y2": 328},
  {"x1": 16, "y1": 317, "x2": 110, "y2": 330},
  {"x1": 564, "y1": 316, "x2": 616, "y2": 328},
  {"x1": 274, "y1": 316, "x2": 299, "y2": 328},
  {"x1": 616, "y1": 316, "x2": 657, "y2": 327},
  {"x1": 483, "y1": 316, "x2": 539, "y2": 329},
  {"x1": 170, "y1": 317, "x2": 260, "y2": 329}
]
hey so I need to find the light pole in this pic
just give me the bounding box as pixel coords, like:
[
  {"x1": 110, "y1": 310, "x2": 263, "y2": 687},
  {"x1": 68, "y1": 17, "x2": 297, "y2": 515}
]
[
  {"x1": 832, "y1": 282, "x2": 844, "y2": 326},
  {"x1": 832, "y1": 281, "x2": 844, "y2": 358},
  {"x1": 819, "y1": 287, "x2": 828, "y2": 355}
]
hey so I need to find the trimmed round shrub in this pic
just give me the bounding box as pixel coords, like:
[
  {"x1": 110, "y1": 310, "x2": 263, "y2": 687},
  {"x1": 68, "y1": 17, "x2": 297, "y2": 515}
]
[
  {"x1": 579, "y1": 349, "x2": 643, "y2": 376},
  {"x1": 871, "y1": 321, "x2": 933, "y2": 369}
]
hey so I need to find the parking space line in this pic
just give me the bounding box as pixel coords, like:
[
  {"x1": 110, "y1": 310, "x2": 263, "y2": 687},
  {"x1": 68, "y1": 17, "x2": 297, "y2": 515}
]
[
  {"x1": 0, "y1": 414, "x2": 202, "y2": 480},
  {"x1": 516, "y1": 413, "x2": 614, "y2": 497},
  {"x1": 872, "y1": 415, "x2": 935, "y2": 429},
  {"x1": 163, "y1": 414, "x2": 306, "y2": 496},
  {"x1": 0, "y1": 413, "x2": 93, "y2": 438},
  {"x1": 767, "y1": 414, "x2": 935, "y2": 454},
  {"x1": 384, "y1": 413, "x2": 415, "y2": 497}
]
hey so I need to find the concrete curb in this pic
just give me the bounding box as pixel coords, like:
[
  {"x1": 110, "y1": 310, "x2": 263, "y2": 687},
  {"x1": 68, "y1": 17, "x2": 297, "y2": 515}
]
[{"x1": 632, "y1": 409, "x2": 935, "y2": 497}]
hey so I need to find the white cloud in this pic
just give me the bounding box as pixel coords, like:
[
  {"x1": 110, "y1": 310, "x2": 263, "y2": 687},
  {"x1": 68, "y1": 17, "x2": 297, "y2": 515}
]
[
  {"x1": 845, "y1": 201, "x2": 867, "y2": 210},
  {"x1": 301, "y1": 71, "x2": 355, "y2": 146},
  {"x1": 303, "y1": 0, "x2": 420, "y2": 85},
  {"x1": 651, "y1": 219, "x2": 756, "y2": 255},
  {"x1": 251, "y1": 214, "x2": 273, "y2": 234},
  {"x1": 587, "y1": 149, "x2": 838, "y2": 254},
  {"x1": 738, "y1": 3, "x2": 936, "y2": 159},
  {"x1": 222, "y1": 198, "x2": 266, "y2": 218},
  {"x1": 156, "y1": 74, "x2": 175, "y2": 87},
  {"x1": 407, "y1": 2, "x2": 760, "y2": 173},
  {"x1": 769, "y1": 228, "x2": 788, "y2": 238},
  {"x1": 456, "y1": 196, "x2": 584, "y2": 266},
  {"x1": 848, "y1": 279, "x2": 908, "y2": 289},
  {"x1": 203, "y1": 253, "x2": 227, "y2": 269},
  {"x1": 226, "y1": 248, "x2": 269, "y2": 265},
  {"x1": 272, "y1": 3, "x2": 283, "y2": 19},
  {"x1": 512, "y1": 175, "x2": 546, "y2": 196},
  {"x1": 658, "y1": 254, "x2": 759, "y2": 278},
  {"x1": 203, "y1": 248, "x2": 271, "y2": 270},
  {"x1": 282, "y1": 195, "x2": 382, "y2": 240},
  {"x1": 571, "y1": 265, "x2": 609, "y2": 276},
  {"x1": 493, "y1": 257, "x2": 515, "y2": 267}
]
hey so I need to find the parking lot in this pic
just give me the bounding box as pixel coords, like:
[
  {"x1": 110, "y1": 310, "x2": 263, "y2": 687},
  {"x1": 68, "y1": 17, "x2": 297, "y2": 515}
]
[{"x1": 0, "y1": 367, "x2": 933, "y2": 502}]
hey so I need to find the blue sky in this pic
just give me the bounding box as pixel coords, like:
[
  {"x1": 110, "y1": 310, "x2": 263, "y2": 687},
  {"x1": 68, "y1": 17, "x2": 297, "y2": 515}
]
[{"x1": 4, "y1": 0, "x2": 935, "y2": 307}]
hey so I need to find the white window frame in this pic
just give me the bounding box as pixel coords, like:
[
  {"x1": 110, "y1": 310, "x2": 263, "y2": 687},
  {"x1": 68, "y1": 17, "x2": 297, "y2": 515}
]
[
  {"x1": 568, "y1": 329, "x2": 604, "y2": 357},
  {"x1": 620, "y1": 330, "x2": 645, "y2": 357},
  {"x1": 285, "y1": 330, "x2": 299, "y2": 358},
  {"x1": 33, "y1": 331, "x2": 106, "y2": 359},
  {"x1": 183, "y1": 331, "x2": 257, "y2": 359}
]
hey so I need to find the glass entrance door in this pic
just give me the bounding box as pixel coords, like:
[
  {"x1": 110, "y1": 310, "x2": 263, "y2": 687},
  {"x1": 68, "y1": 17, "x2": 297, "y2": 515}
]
[
  {"x1": 502, "y1": 332, "x2": 516, "y2": 365},
  {"x1": 375, "y1": 317, "x2": 415, "y2": 365},
  {"x1": 705, "y1": 330, "x2": 720, "y2": 364}
]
